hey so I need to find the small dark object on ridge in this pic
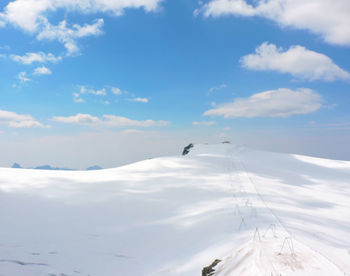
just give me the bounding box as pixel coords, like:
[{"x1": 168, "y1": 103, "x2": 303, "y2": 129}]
[
  {"x1": 202, "y1": 259, "x2": 221, "y2": 276},
  {"x1": 182, "y1": 143, "x2": 194, "y2": 156}
]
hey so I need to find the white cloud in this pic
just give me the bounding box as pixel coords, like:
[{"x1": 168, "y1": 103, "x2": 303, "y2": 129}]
[
  {"x1": 111, "y1": 87, "x2": 123, "y2": 95},
  {"x1": 17, "y1": 71, "x2": 30, "y2": 83},
  {"x1": 1, "y1": 0, "x2": 162, "y2": 32},
  {"x1": 33, "y1": 66, "x2": 52, "y2": 75},
  {"x1": 72, "y1": 86, "x2": 105, "y2": 102},
  {"x1": 52, "y1": 113, "x2": 169, "y2": 128},
  {"x1": 80, "y1": 86, "x2": 106, "y2": 96},
  {"x1": 0, "y1": 0, "x2": 162, "y2": 53},
  {"x1": 196, "y1": 0, "x2": 350, "y2": 46},
  {"x1": 52, "y1": 113, "x2": 100, "y2": 124},
  {"x1": 192, "y1": 121, "x2": 216, "y2": 126},
  {"x1": 204, "y1": 88, "x2": 323, "y2": 118},
  {"x1": 72, "y1": 86, "x2": 114, "y2": 103},
  {"x1": 0, "y1": 109, "x2": 48, "y2": 128},
  {"x1": 208, "y1": 83, "x2": 227, "y2": 95},
  {"x1": 130, "y1": 97, "x2": 149, "y2": 103},
  {"x1": 10, "y1": 52, "x2": 62, "y2": 64},
  {"x1": 102, "y1": 115, "x2": 168, "y2": 127},
  {"x1": 241, "y1": 42, "x2": 350, "y2": 81},
  {"x1": 37, "y1": 19, "x2": 104, "y2": 55}
]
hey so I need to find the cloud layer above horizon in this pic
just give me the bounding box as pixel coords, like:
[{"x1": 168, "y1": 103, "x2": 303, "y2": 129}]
[
  {"x1": 196, "y1": 0, "x2": 350, "y2": 46},
  {"x1": 241, "y1": 42, "x2": 350, "y2": 82},
  {"x1": 0, "y1": 0, "x2": 162, "y2": 54},
  {"x1": 204, "y1": 88, "x2": 323, "y2": 118}
]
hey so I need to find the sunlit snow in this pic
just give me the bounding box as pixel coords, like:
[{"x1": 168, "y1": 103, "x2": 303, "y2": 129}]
[{"x1": 0, "y1": 144, "x2": 349, "y2": 275}]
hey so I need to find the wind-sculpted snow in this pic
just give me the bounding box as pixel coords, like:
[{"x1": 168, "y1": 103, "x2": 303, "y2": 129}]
[{"x1": 0, "y1": 144, "x2": 349, "y2": 275}]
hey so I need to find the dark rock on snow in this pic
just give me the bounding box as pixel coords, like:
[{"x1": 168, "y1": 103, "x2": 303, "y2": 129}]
[{"x1": 182, "y1": 143, "x2": 194, "y2": 156}]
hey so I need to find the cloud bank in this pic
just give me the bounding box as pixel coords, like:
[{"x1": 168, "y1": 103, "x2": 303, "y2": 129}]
[
  {"x1": 192, "y1": 121, "x2": 216, "y2": 126},
  {"x1": 10, "y1": 52, "x2": 62, "y2": 64},
  {"x1": 240, "y1": 42, "x2": 350, "y2": 81},
  {"x1": 204, "y1": 88, "x2": 323, "y2": 118},
  {"x1": 0, "y1": 109, "x2": 48, "y2": 128},
  {"x1": 0, "y1": 0, "x2": 163, "y2": 54},
  {"x1": 196, "y1": 0, "x2": 350, "y2": 46},
  {"x1": 33, "y1": 66, "x2": 52, "y2": 75},
  {"x1": 52, "y1": 113, "x2": 169, "y2": 128}
]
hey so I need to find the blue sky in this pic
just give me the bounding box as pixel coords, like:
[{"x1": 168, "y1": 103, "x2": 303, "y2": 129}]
[{"x1": 0, "y1": 0, "x2": 350, "y2": 168}]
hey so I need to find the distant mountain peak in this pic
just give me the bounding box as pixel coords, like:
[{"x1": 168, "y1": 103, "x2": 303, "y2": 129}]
[
  {"x1": 11, "y1": 162, "x2": 22, "y2": 168},
  {"x1": 86, "y1": 165, "x2": 102, "y2": 170},
  {"x1": 34, "y1": 165, "x2": 74, "y2": 171}
]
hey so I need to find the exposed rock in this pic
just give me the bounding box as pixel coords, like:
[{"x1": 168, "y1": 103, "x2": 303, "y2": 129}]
[
  {"x1": 182, "y1": 143, "x2": 194, "y2": 156},
  {"x1": 202, "y1": 259, "x2": 221, "y2": 276}
]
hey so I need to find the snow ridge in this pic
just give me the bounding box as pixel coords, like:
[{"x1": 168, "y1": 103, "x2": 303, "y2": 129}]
[
  {"x1": 212, "y1": 145, "x2": 347, "y2": 275},
  {"x1": 0, "y1": 143, "x2": 349, "y2": 275}
]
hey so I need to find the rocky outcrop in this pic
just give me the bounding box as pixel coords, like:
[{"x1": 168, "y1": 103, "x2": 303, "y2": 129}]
[
  {"x1": 182, "y1": 143, "x2": 194, "y2": 156},
  {"x1": 202, "y1": 259, "x2": 221, "y2": 276}
]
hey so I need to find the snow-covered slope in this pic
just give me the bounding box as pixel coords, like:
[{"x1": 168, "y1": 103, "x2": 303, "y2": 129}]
[{"x1": 0, "y1": 144, "x2": 349, "y2": 275}]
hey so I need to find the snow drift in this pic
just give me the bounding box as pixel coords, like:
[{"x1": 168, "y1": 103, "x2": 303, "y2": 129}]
[{"x1": 0, "y1": 144, "x2": 349, "y2": 275}]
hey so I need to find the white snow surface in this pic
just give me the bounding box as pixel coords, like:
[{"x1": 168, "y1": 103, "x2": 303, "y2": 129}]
[{"x1": 0, "y1": 144, "x2": 349, "y2": 276}]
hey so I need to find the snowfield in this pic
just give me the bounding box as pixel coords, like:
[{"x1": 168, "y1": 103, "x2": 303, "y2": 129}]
[{"x1": 0, "y1": 144, "x2": 349, "y2": 275}]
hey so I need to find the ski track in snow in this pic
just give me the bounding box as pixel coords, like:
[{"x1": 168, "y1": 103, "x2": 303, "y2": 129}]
[
  {"x1": 217, "y1": 145, "x2": 347, "y2": 275},
  {"x1": 0, "y1": 144, "x2": 349, "y2": 275}
]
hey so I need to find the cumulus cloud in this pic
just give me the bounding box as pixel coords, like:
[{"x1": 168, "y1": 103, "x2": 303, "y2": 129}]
[
  {"x1": 0, "y1": 109, "x2": 48, "y2": 128},
  {"x1": 72, "y1": 86, "x2": 106, "y2": 102},
  {"x1": 240, "y1": 42, "x2": 350, "y2": 81},
  {"x1": 111, "y1": 87, "x2": 123, "y2": 95},
  {"x1": 192, "y1": 121, "x2": 216, "y2": 126},
  {"x1": 1, "y1": 0, "x2": 162, "y2": 32},
  {"x1": 10, "y1": 52, "x2": 62, "y2": 64},
  {"x1": 80, "y1": 86, "x2": 106, "y2": 96},
  {"x1": 102, "y1": 115, "x2": 168, "y2": 127},
  {"x1": 52, "y1": 113, "x2": 100, "y2": 124},
  {"x1": 196, "y1": 0, "x2": 350, "y2": 46},
  {"x1": 203, "y1": 88, "x2": 323, "y2": 118},
  {"x1": 52, "y1": 113, "x2": 169, "y2": 128},
  {"x1": 0, "y1": 0, "x2": 162, "y2": 54},
  {"x1": 33, "y1": 66, "x2": 52, "y2": 75},
  {"x1": 37, "y1": 19, "x2": 104, "y2": 55},
  {"x1": 130, "y1": 97, "x2": 149, "y2": 103}
]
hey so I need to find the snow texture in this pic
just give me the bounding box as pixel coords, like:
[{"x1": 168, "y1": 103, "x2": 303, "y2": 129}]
[{"x1": 0, "y1": 144, "x2": 349, "y2": 275}]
